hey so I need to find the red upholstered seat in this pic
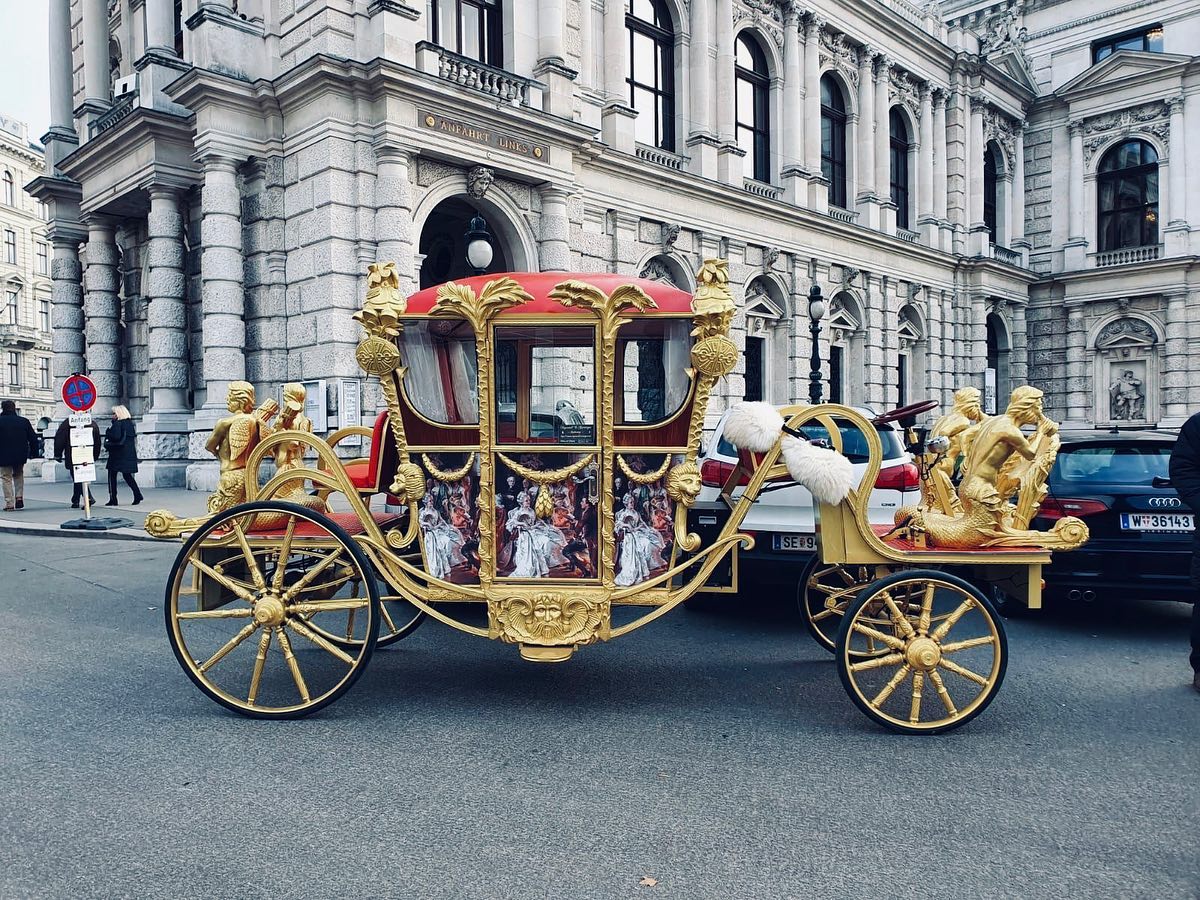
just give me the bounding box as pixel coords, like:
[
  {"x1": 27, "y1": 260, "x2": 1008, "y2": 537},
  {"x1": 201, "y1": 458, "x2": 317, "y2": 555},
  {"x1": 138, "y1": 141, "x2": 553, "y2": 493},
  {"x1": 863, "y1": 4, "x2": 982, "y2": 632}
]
[{"x1": 324, "y1": 410, "x2": 392, "y2": 494}]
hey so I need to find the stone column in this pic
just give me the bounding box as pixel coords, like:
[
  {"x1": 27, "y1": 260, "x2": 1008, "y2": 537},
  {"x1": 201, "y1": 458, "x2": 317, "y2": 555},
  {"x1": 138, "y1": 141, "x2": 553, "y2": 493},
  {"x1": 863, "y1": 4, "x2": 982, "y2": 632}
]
[
  {"x1": 44, "y1": 0, "x2": 78, "y2": 173},
  {"x1": 803, "y1": 16, "x2": 825, "y2": 211},
  {"x1": 197, "y1": 155, "x2": 246, "y2": 411},
  {"x1": 933, "y1": 90, "x2": 949, "y2": 249},
  {"x1": 539, "y1": 186, "x2": 571, "y2": 271},
  {"x1": 1065, "y1": 120, "x2": 1086, "y2": 267},
  {"x1": 781, "y1": 8, "x2": 807, "y2": 205},
  {"x1": 1064, "y1": 305, "x2": 1088, "y2": 426},
  {"x1": 1010, "y1": 302, "x2": 1028, "y2": 386},
  {"x1": 969, "y1": 291, "x2": 987, "y2": 398},
  {"x1": 602, "y1": 0, "x2": 635, "y2": 152},
  {"x1": 875, "y1": 56, "x2": 893, "y2": 233},
  {"x1": 1011, "y1": 128, "x2": 1026, "y2": 256},
  {"x1": 917, "y1": 84, "x2": 935, "y2": 243},
  {"x1": 686, "y1": 0, "x2": 717, "y2": 177},
  {"x1": 1162, "y1": 291, "x2": 1188, "y2": 426},
  {"x1": 145, "y1": 0, "x2": 176, "y2": 54},
  {"x1": 856, "y1": 47, "x2": 878, "y2": 226},
  {"x1": 83, "y1": 218, "x2": 121, "y2": 418},
  {"x1": 144, "y1": 187, "x2": 189, "y2": 414},
  {"x1": 1165, "y1": 97, "x2": 1188, "y2": 254},
  {"x1": 82, "y1": 0, "x2": 111, "y2": 116},
  {"x1": 968, "y1": 94, "x2": 987, "y2": 255},
  {"x1": 50, "y1": 240, "x2": 85, "y2": 389},
  {"x1": 373, "y1": 145, "x2": 415, "y2": 290},
  {"x1": 538, "y1": 0, "x2": 565, "y2": 63},
  {"x1": 715, "y1": 0, "x2": 741, "y2": 184}
]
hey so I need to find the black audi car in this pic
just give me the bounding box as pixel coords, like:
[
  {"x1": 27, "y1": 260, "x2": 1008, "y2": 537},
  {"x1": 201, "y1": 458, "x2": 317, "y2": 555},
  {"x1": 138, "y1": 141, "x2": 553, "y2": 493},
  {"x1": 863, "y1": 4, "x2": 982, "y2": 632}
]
[{"x1": 1033, "y1": 429, "x2": 1193, "y2": 602}]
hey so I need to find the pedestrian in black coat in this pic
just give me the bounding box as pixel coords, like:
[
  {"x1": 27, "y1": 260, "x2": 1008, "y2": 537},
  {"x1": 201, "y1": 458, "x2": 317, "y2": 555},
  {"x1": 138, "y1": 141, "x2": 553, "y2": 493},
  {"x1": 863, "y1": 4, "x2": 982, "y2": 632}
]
[
  {"x1": 103, "y1": 405, "x2": 143, "y2": 506},
  {"x1": 1167, "y1": 411, "x2": 1200, "y2": 693},
  {"x1": 0, "y1": 399, "x2": 39, "y2": 511},
  {"x1": 53, "y1": 418, "x2": 99, "y2": 507}
]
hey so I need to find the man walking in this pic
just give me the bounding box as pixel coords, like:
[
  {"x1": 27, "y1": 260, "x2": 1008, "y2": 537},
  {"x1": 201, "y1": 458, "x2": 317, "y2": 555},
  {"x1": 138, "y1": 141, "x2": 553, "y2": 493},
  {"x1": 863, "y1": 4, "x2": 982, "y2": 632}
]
[
  {"x1": 0, "y1": 399, "x2": 39, "y2": 511},
  {"x1": 1167, "y1": 411, "x2": 1200, "y2": 693}
]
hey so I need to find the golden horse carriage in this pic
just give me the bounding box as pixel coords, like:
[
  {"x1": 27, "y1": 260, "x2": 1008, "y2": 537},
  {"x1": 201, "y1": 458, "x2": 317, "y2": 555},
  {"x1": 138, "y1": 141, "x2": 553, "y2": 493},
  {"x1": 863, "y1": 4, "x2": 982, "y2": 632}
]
[{"x1": 152, "y1": 260, "x2": 1086, "y2": 733}]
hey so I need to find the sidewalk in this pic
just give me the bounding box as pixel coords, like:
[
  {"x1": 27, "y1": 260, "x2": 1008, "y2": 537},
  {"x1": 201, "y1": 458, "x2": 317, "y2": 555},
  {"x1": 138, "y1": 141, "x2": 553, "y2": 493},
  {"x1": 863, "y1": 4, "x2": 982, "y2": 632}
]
[{"x1": 0, "y1": 479, "x2": 210, "y2": 542}]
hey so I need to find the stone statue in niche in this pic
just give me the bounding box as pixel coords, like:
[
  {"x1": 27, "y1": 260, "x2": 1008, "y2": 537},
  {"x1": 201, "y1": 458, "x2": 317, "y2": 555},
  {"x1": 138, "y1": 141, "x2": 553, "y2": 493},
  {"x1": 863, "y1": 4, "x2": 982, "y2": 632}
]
[{"x1": 1109, "y1": 368, "x2": 1145, "y2": 421}]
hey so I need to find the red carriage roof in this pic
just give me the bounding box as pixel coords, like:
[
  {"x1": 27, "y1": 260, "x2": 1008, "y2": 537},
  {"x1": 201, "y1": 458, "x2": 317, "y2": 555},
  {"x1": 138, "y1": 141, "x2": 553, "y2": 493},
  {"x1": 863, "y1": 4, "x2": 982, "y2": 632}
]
[{"x1": 404, "y1": 272, "x2": 696, "y2": 315}]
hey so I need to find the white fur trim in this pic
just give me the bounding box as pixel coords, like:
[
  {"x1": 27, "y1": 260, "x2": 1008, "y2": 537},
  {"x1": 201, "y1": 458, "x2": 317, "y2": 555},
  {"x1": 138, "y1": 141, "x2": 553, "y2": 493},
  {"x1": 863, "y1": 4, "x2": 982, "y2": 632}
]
[
  {"x1": 780, "y1": 435, "x2": 856, "y2": 505},
  {"x1": 722, "y1": 402, "x2": 785, "y2": 452}
]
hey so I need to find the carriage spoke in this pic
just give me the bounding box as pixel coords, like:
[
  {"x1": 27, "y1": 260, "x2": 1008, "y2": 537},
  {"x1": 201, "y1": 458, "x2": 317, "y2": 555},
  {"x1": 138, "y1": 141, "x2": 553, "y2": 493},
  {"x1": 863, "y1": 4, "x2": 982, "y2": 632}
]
[
  {"x1": 851, "y1": 622, "x2": 906, "y2": 651},
  {"x1": 871, "y1": 664, "x2": 912, "y2": 706},
  {"x1": 880, "y1": 591, "x2": 917, "y2": 639},
  {"x1": 270, "y1": 517, "x2": 298, "y2": 592},
  {"x1": 289, "y1": 598, "x2": 371, "y2": 616},
  {"x1": 379, "y1": 602, "x2": 399, "y2": 636},
  {"x1": 232, "y1": 521, "x2": 266, "y2": 591},
  {"x1": 286, "y1": 618, "x2": 356, "y2": 665},
  {"x1": 928, "y1": 670, "x2": 958, "y2": 717},
  {"x1": 197, "y1": 622, "x2": 259, "y2": 673},
  {"x1": 811, "y1": 607, "x2": 841, "y2": 622},
  {"x1": 177, "y1": 608, "x2": 254, "y2": 620},
  {"x1": 938, "y1": 657, "x2": 989, "y2": 686},
  {"x1": 931, "y1": 598, "x2": 977, "y2": 641},
  {"x1": 275, "y1": 627, "x2": 310, "y2": 703},
  {"x1": 190, "y1": 558, "x2": 256, "y2": 604},
  {"x1": 917, "y1": 584, "x2": 935, "y2": 635},
  {"x1": 849, "y1": 652, "x2": 905, "y2": 672},
  {"x1": 940, "y1": 635, "x2": 997, "y2": 654},
  {"x1": 247, "y1": 628, "x2": 272, "y2": 706},
  {"x1": 909, "y1": 672, "x2": 924, "y2": 723},
  {"x1": 281, "y1": 549, "x2": 345, "y2": 601}
]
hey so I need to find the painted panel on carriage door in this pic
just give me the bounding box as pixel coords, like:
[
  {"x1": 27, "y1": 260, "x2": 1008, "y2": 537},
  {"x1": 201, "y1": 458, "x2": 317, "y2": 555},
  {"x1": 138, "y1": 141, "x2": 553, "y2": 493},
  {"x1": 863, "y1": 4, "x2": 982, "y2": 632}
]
[
  {"x1": 612, "y1": 453, "x2": 676, "y2": 588},
  {"x1": 418, "y1": 453, "x2": 481, "y2": 585},
  {"x1": 495, "y1": 453, "x2": 598, "y2": 580}
]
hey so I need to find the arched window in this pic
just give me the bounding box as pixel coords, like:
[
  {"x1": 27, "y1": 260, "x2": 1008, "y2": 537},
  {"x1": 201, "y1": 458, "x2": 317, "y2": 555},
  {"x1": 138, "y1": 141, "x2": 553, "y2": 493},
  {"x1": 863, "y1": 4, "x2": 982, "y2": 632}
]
[
  {"x1": 983, "y1": 144, "x2": 999, "y2": 243},
  {"x1": 820, "y1": 75, "x2": 847, "y2": 209},
  {"x1": 432, "y1": 0, "x2": 503, "y2": 66},
  {"x1": 1098, "y1": 139, "x2": 1159, "y2": 252},
  {"x1": 2, "y1": 171, "x2": 13, "y2": 207},
  {"x1": 889, "y1": 109, "x2": 910, "y2": 230},
  {"x1": 735, "y1": 33, "x2": 770, "y2": 182},
  {"x1": 627, "y1": 0, "x2": 675, "y2": 152}
]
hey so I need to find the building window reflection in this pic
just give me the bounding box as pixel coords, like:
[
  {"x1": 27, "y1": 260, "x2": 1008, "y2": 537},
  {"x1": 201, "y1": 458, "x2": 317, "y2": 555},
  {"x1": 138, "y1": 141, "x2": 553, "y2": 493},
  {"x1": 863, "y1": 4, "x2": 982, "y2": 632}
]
[
  {"x1": 627, "y1": 0, "x2": 675, "y2": 152},
  {"x1": 432, "y1": 0, "x2": 504, "y2": 66},
  {"x1": 735, "y1": 33, "x2": 770, "y2": 182},
  {"x1": 1098, "y1": 139, "x2": 1158, "y2": 252},
  {"x1": 820, "y1": 75, "x2": 848, "y2": 209}
]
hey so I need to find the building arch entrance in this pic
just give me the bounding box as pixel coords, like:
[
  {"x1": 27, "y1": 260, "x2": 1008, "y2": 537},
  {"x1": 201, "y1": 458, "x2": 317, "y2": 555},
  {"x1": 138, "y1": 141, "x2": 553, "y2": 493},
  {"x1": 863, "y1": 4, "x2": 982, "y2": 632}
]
[{"x1": 418, "y1": 196, "x2": 521, "y2": 289}]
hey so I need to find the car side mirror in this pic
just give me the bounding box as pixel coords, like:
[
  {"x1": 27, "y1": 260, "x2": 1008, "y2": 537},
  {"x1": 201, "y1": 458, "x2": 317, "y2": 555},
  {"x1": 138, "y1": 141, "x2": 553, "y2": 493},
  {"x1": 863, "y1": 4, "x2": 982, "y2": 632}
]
[{"x1": 1151, "y1": 475, "x2": 1172, "y2": 489}]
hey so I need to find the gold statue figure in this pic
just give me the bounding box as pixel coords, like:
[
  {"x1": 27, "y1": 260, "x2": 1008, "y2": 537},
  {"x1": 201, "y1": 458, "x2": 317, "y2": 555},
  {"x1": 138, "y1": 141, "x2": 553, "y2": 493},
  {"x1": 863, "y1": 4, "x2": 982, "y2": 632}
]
[
  {"x1": 895, "y1": 386, "x2": 1088, "y2": 550},
  {"x1": 922, "y1": 386, "x2": 985, "y2": 514}
]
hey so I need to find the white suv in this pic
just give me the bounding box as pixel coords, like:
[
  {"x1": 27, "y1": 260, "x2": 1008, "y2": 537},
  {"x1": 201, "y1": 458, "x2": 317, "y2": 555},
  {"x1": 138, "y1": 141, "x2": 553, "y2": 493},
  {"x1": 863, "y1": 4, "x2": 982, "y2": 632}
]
[{"x1": 691, "y1": 406, "x2": 922, "y2": 585}]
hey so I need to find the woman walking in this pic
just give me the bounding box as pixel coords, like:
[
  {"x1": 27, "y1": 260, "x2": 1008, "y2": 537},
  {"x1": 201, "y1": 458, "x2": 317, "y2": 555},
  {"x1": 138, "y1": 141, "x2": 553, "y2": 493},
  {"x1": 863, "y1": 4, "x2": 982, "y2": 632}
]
[{"x1": 104, "y1": 405, "x2": 144, "y2": 506}]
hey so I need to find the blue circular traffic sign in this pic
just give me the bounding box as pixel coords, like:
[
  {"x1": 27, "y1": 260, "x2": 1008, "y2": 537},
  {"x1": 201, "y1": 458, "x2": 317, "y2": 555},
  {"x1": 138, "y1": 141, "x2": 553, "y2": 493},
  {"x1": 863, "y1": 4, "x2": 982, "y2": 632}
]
[{"x1": 62, "y1": 374, "x2": 98, "y2": 412}]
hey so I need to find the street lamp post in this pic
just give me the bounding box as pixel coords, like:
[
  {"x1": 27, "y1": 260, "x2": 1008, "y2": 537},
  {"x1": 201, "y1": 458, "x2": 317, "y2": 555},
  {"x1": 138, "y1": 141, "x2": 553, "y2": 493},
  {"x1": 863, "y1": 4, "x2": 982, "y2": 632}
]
[
  {"x1": 464, "y1": 214, "x2": 494, "y2": 276},
  {"x1": 807, "y1": 283, "x2": 826, "y2": 405}
]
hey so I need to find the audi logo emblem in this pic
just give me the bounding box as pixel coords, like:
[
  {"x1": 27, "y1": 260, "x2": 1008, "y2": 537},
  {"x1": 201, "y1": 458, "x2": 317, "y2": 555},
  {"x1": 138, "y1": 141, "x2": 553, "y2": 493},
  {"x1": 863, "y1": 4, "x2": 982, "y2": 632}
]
[{"x1": 1149, "y1": 497, "x2": 1182, "y2": 508}]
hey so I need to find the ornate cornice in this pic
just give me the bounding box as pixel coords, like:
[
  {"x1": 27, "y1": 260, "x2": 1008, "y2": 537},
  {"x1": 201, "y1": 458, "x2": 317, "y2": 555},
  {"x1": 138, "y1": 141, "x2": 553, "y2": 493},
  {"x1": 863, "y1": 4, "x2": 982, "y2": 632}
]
[{"x1": 1080, "y1": 101, "x2": 1170, "y2": 166}]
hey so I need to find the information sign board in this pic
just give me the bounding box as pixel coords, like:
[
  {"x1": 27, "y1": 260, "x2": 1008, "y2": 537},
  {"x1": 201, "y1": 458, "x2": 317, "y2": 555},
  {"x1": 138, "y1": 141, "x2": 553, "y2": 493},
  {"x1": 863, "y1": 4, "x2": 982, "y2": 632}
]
[
  {"x1": 302, "y1": 379, "x2": 328, "y2": 433},
  {"x1": 70, "y1": 427, "x2": 92, "y2": 447},
  {"x1": 73, "y1": 463, "x2": 97, "y2": 483},
  {"x1": 72, "y1": 445, "x2": 95, "y2": 466},
  {"x1": 69, "y1": 412, "x2": 93, "y2": 427},
  {"x1": 338, "y1": 379, "x2": 362, "y2": 447}
]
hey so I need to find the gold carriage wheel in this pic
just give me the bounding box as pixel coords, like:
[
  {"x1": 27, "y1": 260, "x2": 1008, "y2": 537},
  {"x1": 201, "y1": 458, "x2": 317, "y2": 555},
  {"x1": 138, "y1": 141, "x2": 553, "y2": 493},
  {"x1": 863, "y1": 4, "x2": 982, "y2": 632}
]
[
  {"x1": 294, "y1": 563, "x2": 425, "y2": 650},
  {"x1": 798, "y1": 558, "x2": 895, "y2": 656},
  {"x1": 164, "y1": 501, "x2": 381, "y2": 719},
  {"x1": 834, "y1": 569, "x2": 1007, "y2": 735}
]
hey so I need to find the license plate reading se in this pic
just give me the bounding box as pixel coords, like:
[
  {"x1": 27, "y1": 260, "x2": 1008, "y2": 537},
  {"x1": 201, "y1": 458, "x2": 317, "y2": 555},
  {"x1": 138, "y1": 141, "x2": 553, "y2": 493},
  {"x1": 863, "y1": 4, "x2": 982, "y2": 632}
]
[
  {"x1": 1120, "y1": 512, "x2": 1194, "y2": 532},
  {"x1": 773, "y1": 534, "x2": 816, "y2": 551}
]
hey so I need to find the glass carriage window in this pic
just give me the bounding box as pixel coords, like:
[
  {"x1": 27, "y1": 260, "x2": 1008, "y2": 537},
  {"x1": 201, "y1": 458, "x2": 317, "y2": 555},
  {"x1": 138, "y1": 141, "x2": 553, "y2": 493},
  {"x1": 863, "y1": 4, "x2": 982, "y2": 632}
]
[
  {"x1": 889, "y1": 109, "x2": 911, "y2": 230},
  {"x1": 1098, "y1": 139, "x2": 1158, "y2": 252},
  {"x1": 983, "y1": 143, "x2": 998, "y2": 243},
  {"x1": 495, "y1": 325, "x2": 595, "y2": 445},
  {"x1": 616, "y1": 318, "x2": 692, "y2": 424},
  {"x1": 627, "y1": 0, "x2": 675, "y2": 152},
  {"x1": 735, "y1": 34, "x2": 770, "y2": 182},
  {"x1": 820, "y1": 75, "x2": 848, "y2": 209},
  {"x1": 1092, "y1": 24, "x2": 1163, "y2": 63},
  {"x1": 396, "y1": 319, "x2": 479, "y2": 424},
  {"x1": 433, "y1": 0, "x2": 503, "y2": 66}
]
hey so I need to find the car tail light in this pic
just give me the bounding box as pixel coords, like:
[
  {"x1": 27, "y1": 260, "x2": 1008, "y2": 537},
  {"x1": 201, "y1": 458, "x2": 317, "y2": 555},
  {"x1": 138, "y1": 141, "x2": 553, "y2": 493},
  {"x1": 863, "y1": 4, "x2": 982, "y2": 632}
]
[
  {"x1": 1037, "y1": 498, "x2": 1109, "y2": 520},
  {"x1": 875, "y1": 462, "x2": 920, "y2": 491},
  {"x1": 701, "y1": 459, "x2": 733, "y2": 487}
]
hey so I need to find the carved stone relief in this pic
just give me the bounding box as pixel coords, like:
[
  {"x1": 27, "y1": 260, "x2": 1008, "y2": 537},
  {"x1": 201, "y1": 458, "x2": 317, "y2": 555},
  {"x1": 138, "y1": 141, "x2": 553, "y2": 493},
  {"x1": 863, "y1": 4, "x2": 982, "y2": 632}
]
[
  {"x1": 1081, "y1": 102, "x2": 1170, "y2": 167},
  {"x1": 818, "y1": 29, "x2": 859, "y2": 90},
  {"x1": 1093, "y1": 316, "x2": 1159, "y2": 425}
]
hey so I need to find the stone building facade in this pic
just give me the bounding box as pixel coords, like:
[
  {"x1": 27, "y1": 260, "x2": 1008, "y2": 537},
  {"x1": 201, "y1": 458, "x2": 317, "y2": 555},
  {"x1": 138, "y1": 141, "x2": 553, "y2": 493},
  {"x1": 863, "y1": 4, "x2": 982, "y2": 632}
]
[
  {"x1": 0, "y1": 116, "x2": 55, "y2": 430},
  {"x1": 30, "y1": 0, "x2": 1192, "y2": 487}
]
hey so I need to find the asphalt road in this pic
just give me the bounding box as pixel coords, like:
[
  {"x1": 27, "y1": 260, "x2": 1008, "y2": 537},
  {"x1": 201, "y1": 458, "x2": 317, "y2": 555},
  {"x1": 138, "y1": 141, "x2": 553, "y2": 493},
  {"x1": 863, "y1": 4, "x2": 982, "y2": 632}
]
[{"x1": 1, "y1": 533, "x2": 1197, "y2": 899}]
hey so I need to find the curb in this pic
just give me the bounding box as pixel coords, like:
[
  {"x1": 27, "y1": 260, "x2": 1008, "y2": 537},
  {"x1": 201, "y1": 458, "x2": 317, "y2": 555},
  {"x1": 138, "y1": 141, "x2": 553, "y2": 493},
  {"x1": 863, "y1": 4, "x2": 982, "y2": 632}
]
[{"x1": 0, "y1": 517, "x2": 169, "y2": 543}]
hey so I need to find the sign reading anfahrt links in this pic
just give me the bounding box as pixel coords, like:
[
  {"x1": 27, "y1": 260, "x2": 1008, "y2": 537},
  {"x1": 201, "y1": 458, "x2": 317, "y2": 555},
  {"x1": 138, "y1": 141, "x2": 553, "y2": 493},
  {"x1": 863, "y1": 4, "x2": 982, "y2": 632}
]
[{"x1": 419, "y1": 110, "x2": 548, "y2": 161}]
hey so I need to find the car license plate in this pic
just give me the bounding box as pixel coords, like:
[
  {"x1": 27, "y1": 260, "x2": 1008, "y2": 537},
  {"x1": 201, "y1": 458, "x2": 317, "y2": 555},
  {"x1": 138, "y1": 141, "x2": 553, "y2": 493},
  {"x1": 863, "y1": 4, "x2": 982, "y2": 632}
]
[
  {"x1": 772, "y1": 533, "x2": 816, "y2": 552},
  {"x1": 1120, "y1": 512, "x2": 1194, "y2": 532}
]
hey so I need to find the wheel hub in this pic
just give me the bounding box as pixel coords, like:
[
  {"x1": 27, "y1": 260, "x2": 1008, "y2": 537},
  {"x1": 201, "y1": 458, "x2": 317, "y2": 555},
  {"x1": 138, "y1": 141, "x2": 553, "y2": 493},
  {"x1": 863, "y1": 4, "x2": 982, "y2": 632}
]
[
  {"x1": 905, "y1": 636, "x2": 941, "y2": 671},
  {"x1": 253, "y1": 594, "x2": 286, "y2": 627}
]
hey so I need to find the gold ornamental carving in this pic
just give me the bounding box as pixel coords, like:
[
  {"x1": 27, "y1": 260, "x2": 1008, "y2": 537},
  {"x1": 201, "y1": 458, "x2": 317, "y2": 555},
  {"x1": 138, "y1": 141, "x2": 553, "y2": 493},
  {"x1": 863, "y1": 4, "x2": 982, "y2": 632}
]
[
  {"x1": 356, "y1": 337, "x2": 400, "y2": 376},
  {"x1": 354, "y1": 262, "x2": 407, "y2": 339},
  {"x1": 922, "y1": 386, "x2": 985, "y2": 515},
  {"x1": 666, "y1": 460, "x2": 702, "y2": 506},
  {"x1": 894, "y1": 386, "x2": 1089, "y2": 551},
  {"x1": 691, "y1": 335, "x2": 738, "y2": 377},
  {"x1": 421, "y1": 452, "x2": 477, "y2": 482},
  {"x1": 616, "y1": 453, "x2": 672, "y2": 485},
  {"x1": 490, "y1": 593, "x2": 609, "y2": 646}
]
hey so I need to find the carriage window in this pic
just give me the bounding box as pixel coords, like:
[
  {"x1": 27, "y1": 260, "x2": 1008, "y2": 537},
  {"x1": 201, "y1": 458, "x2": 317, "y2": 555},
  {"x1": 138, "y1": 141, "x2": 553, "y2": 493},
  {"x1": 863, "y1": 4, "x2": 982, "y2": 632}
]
[
  {"x1": 396, "y1": 319, "x2": 479, "y2": 424},
  {"x1": 495, "y1": 325, "x2": 596, "y2": 444},
  {"x1": 617, "y1": 318, "x2": 692, "y2": 424}
]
